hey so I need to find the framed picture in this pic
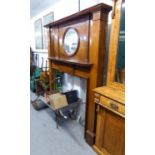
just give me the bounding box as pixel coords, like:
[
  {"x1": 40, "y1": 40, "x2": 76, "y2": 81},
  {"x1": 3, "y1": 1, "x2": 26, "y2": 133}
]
[
  {"x1": 43, "y1": 12, "x2": 54, "y2": 49},
  {"x1": 43, "y1": 12, "x2": 54, "y2": 25},
  {"x1": 34, "y1": 18, "x2": 43, "y2": 49}
]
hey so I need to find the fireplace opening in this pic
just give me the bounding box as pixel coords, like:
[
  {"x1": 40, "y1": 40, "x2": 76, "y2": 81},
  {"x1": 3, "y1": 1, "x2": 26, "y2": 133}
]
[{"x1": 62, "y1": 73, "x2": 87, "y2": 127}]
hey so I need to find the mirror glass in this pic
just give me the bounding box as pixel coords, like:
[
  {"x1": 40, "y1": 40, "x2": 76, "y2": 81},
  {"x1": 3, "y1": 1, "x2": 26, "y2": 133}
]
[
  {"x1": 64, "y1": 28, "x2": 79, "y2": 56},
  {"x1": 115, "y1": 0, "x2": 125, "y2": 84}
]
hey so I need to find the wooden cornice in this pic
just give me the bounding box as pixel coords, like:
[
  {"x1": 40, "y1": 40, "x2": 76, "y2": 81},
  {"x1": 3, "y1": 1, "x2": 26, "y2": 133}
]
[{"x1": 44, "y1": 3, "x2": 112, "y2": 28}]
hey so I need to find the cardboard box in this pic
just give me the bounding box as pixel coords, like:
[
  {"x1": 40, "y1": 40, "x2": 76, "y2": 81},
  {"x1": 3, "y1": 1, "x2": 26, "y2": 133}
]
[{"x1": 49, "y1": 93, "x2": 68, "y2": 110}]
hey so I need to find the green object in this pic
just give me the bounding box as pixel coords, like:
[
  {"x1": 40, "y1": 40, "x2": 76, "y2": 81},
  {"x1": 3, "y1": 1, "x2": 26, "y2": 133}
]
[
  {"x1": 30, "y1": 80, "x2": 35, "y2": 91},
  {"x1": 116, "y1": 0, "x2": 125, "y2": 70},
  {"x1": 34, "y1": 67, "x2": 41, "y2": 78},
  {"x1": 54, "y1": 70, "x2": 63, "y2": 91},
  {"x1": 30, "y1": 67, "x2": 41, "y2": 91}
]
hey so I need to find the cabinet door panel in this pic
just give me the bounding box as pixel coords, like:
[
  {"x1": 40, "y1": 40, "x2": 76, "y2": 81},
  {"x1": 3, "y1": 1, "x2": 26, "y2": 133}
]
[
  {"x1": 102, "y1": 109, "x2": 125, "y2": 155},
  {"x1": 95, "y1": 105, "x2": 125, "y2": 155}
]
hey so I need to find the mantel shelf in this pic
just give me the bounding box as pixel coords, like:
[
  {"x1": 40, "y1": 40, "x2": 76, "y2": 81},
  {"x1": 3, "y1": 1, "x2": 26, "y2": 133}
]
[{"x1": 48, "y1": 57, "x2": 93, "y2": 68}]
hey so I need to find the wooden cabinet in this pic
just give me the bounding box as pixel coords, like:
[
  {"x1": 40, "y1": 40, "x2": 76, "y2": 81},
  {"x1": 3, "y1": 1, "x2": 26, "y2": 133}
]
[
  {"x1": 93, "y1": 86, "x2": 125, "y2": 155},
  {"x1": 93, "y1": 0, "x2": 125, "y2": 154}
]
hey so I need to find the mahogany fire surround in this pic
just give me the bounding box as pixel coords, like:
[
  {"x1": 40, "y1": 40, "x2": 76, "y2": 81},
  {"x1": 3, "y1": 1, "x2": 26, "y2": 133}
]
[{"x1": 45, "y1": 3, "x2": 112, "y2": 146}]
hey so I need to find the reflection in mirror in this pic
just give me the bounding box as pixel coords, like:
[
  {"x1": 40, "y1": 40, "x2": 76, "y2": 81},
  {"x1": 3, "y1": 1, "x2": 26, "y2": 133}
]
[
  {"x1": 115, "y1": 0, "x2": 125, "y2": 84},
  {"x1": 64, "y1": 28, "x2": 79, "y2": 56}
]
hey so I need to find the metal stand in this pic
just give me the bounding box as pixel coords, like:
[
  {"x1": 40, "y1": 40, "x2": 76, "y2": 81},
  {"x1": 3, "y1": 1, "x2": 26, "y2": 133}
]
[{"x1": 44, "y1": 99, "x2": 81, "y2": 128}]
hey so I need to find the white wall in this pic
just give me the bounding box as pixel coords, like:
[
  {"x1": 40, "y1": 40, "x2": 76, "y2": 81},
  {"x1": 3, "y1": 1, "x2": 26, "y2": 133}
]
[
  {"x1": 31, "y1": 52, "x2": 48, "y2": 68},
  {"x1": 80, "y1": 0, "x2": 99, "y2": 10},
  {"x1": 80, "y1": 0, "x2": 112, "y2": 10}
]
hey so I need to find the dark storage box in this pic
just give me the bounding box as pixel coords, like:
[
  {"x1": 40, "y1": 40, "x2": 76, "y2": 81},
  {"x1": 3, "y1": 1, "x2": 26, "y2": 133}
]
[{"x1": 63, "y1": 90, "x2": 78, "y2": 104}]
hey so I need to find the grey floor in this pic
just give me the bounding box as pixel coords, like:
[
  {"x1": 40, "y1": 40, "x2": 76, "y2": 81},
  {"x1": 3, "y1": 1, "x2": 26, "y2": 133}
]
[{"x1": 30, "y1": 92, "x2": 96, "y2": 155}]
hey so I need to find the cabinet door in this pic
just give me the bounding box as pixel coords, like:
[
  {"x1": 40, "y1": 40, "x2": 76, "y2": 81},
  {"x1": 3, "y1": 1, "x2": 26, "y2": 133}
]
[{"x1": 95, "y1": 105, "x2": 125, "y2": 155}]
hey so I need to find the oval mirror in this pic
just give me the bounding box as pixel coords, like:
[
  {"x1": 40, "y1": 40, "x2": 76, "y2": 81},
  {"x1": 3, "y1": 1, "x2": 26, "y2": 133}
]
[{"x1": 63, "y1": 28, "x2": 79, "y2": 56}]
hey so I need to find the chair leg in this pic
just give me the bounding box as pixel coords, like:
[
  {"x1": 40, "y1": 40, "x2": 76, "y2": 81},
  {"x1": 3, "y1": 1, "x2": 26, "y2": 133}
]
[
  {"x1": 55, "y1": 111, "x2": 61, "y2": 129},
  {"x1": 55, "y1": 113, "x2": 59, "y2": 129}
]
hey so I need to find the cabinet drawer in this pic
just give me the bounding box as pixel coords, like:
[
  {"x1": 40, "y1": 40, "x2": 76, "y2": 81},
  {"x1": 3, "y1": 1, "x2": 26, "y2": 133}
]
[
  {"x1": 94, "y1": 93, "x2": 100, "y2": 103},
  {"x1": 100, "y1": 96, "x2": 125, "y2": 115}
]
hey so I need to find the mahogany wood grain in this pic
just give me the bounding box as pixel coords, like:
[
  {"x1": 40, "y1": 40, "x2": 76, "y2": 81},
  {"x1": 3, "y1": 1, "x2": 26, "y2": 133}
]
[
  {"x1": 100, "y1": 95, "x2": 125, "y2": 115},
  {"x1": 97, "y1": 102, "x2": 125, "y2": 118},
  {"x1": 51, "y1": 63, "x2": 74, "y2": 75},
  {"x1": 103, "y1": 109, "x2": 124, "y2": 155},
  {"x1": 58, "y1": 20, "x2": 89, "y2": 62},
  {"x1": 93, "y1": 86, "x2": 125, "y2": 104},
  {"x1": 48, "y1": 57, "x2": 92, "y2": 68},
  {"x1": 53, "y1": 27, "x2": 59, "y2": 58},
  {"x1": 51, "y1": 63, "x2": 90, "y2": 79},
  {"x1": 44, "y1": 3, "x2": 112, "y2": 28},
  {"x1": 93, "y1": 85, "x2": 125, "y2": 155},
  {"x1": 45, "y1": 3, "x2": 112, "y2": 146},
  {"x1": 94, "y1": 103, "x2": 125, "y2": 155},
  {"x1": 92, "y1": 1, "x2": 125, "y2": 154},
  {"x1": 85, "y1": 11, "x2": 109, "y2": 144},
  {"x1": 49, "y1": 29, "x2": 54, "y2": 57},
  {"x1": 95, "y1": 104, "x2": 106, "y2": 149},
  {"x1": 48, "y1": 28, "x2": 53, "y2": 91}
]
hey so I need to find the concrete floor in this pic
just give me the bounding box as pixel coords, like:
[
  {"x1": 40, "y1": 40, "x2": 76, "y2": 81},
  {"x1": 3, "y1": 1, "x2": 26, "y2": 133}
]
[{"x1": 30, "y1": 92, "x2": 96, "y2": 155}]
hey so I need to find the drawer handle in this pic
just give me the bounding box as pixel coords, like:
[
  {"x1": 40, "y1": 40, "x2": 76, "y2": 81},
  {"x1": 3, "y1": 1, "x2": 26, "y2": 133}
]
[
  {"x1": 95, "y1": 93, "x2": 100, "y2": 97},
  {"x1": 96, "y1": 105, "x2": 100, "y2": 113},
  {"x1": 110, "y1": 102, "x2": 118, "y2": 111},
  {"x1": 94, "y1": 98, "x2": 99, "y2": 103}
]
